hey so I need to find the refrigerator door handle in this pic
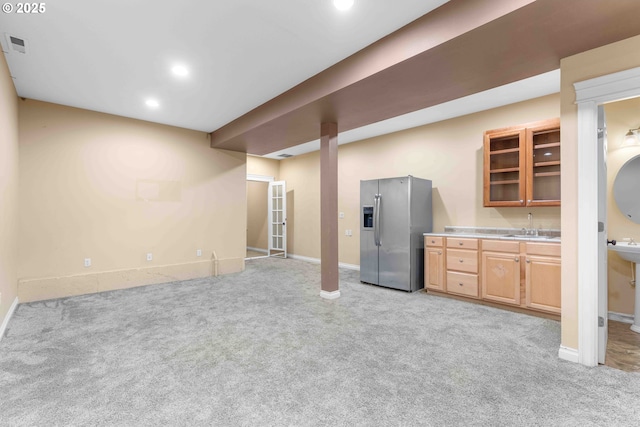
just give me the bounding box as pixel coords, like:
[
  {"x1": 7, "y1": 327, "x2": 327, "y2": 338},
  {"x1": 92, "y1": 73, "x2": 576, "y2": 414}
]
[{"x1": 374, "y1": 194, "x2": 381, "y2": 246}]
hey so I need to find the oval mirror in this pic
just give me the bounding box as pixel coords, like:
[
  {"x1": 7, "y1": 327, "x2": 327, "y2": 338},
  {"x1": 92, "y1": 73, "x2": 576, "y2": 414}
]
[{"x1": 613, "y1": 153, "x2": 640, "y2": 223}]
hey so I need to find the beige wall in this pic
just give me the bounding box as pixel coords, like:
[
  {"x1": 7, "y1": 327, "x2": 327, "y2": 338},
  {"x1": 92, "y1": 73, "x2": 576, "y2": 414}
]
[
  {"x1": 604, "y1": 98, "x2": 640, "y2": 316},
  {"x1": 17, "y1": 100, "x2": 246, "y2": 302},
  {"x1": 0, "y1": 52, "x2": 19, "y2": 324},
  {"x1": 247, "y1": 181, "x2": 269, "y2": 250},
  {"x1": 279, "y1": 94, "x2": 560, "y2": 264},
  {"x1": 247, "y1": 155, "x2": 280, "y2": 178},
  {"x1": 560, "y1": 34, "x2": 640, "y2": 350}
]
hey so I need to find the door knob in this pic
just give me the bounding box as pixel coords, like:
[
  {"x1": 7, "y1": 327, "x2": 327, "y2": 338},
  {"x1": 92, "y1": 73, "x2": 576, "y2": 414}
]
[{"x1": 607, "y1": 239, "x2": 617, "y2": 246}]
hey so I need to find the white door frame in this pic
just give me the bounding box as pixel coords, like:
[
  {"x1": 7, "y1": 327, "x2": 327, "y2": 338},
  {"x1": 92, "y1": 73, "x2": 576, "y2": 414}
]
[{"x1": 574, "y1": 66, "x2": 640, "y2": 366}]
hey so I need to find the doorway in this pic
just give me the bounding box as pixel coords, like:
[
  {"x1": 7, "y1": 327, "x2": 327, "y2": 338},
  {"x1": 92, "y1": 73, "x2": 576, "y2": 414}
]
[
  {"x1": 574, "y1": 65, "x2": 640, "y2": 366},
  {"x1": 601, "y1": 97, "x2": 640, "y2": 371},
  {"x1": 246, "y1": 174, "x2": 273, "y2": 260}
]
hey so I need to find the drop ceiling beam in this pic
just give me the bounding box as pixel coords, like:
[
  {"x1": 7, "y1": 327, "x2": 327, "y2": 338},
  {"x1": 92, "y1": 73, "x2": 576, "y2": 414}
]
[
  {"x1": 210, "y1": 0, "x2": 640, "y2": 155},
  {"x1": 209, "y1": 0, "x2": 534, "y2": 154}
]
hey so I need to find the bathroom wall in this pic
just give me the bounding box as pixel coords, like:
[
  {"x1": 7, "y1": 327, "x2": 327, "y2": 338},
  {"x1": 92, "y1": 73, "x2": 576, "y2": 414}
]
[{"x1": 604, "y1": 97, "x2": 640, "y2": 317}]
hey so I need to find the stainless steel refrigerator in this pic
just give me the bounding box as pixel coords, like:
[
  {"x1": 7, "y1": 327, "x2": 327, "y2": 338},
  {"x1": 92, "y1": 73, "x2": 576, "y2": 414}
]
[{"x1": 360, "y1": 176, "x2": 432, "y2": 292}]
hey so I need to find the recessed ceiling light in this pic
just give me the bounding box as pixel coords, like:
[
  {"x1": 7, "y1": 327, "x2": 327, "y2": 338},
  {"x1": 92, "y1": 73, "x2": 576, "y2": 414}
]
[
  {"x1": 145, "y1": 99, "x2": 160, "y2": 108},
  {"x1": 171, "y1": 65, "x2": 189, "y2": 77},
  {"x1": 333, "y1": 0, "x2": 354, "y2": 11}
]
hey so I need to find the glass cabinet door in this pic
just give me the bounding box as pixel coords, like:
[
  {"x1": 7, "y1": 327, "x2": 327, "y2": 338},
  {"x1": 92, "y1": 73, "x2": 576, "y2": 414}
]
[
  {"x1": 484, "y1": 128, "x2": 526, "y2": 207},
  {"x1": 526, "y1": 120, "x2": 561, "y2": 206}
]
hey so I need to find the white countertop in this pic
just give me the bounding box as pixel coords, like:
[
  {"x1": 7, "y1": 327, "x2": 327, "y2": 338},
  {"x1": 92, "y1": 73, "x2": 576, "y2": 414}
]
[{"x1": 424, "y1": 226, "x2": 561, "y2": 243}]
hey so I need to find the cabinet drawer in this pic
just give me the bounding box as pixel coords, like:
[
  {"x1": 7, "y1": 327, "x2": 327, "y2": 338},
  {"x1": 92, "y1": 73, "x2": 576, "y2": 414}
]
[
  {"x1": 446, "y1": 238, "x2": 478, "y2": 250},
  {"x1": 446, "y1": 249, "x2": 478, "y2": 274},
  {"x1": 526, "y1": 242, "x2": 560, "y2": 257},
  {"x1": 482, "y1": 239, "x2": 520, "y2": 253},
  {"x1": 446, "y1": 271, "x2": 479, "y2": 298},
  {"x1": 425, "y1": 236, "x2": 443, "y2": 247}
]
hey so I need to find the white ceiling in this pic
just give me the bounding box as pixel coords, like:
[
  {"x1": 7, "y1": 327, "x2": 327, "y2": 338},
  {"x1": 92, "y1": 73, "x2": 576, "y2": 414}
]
[
  {"x1": 0, "y1": 0, "x2": 450, "y2": 133},
  {"x1": 1, "y1": 0, "x2": 560, "y2": 159}
]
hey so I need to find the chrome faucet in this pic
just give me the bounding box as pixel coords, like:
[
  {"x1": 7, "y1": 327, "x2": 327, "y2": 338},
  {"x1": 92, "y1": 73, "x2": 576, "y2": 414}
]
[{"x1": 527, "y1": 212, "x2": 537, "y2": 236}]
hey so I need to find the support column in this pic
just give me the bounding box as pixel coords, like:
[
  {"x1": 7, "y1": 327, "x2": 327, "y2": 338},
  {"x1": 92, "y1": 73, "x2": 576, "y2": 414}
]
[{"x1": 319, "y1": 122, "x2": 340, "y2": 299}]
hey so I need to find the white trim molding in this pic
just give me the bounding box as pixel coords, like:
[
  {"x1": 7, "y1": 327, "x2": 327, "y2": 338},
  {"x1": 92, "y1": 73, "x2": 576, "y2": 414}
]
[
  {"x1": 0, "y1": 297, "x2": 19, "y2": 342},
  {"x1": 573, "y1": 65, "x2": 640, "y2": 367},
  {"x1": 609, "y1": 311, "x2": 634, "y2": 324},
  {"x1": 246, "y1": 174, "x2": 274, "y2": 182},
  {"x1": 288, "y1": 253, "x2": 360, "y2": 271},
  {"x1": 320, "y1": 290, "x2": 341, "y2": 300},
  {"x1": 558, "y1": 345, "x2": 580, "y2": 364}
]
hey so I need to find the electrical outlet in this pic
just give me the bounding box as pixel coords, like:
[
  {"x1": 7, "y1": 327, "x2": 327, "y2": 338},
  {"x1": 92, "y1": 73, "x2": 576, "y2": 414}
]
[
  {"x1": 146, "y1": 253, "x2": 153, "y2": 261},
  {"x1": 84, "y1": 258, "x2": 91, "y2": 267},
  {"x1": 345, "y1": 229, "x2": 353, "y2": 236},
  {"x1": 339, "y1": 212, "x2": 345, "y2": 219},
  {"x1": 196, "y1": 249, "x2": 202, "y2": 257}
]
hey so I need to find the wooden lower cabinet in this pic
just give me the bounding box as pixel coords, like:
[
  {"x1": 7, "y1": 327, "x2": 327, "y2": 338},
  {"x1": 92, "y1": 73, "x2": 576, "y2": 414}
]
[
  {"x1": 425, "y1": 247, "x2": 445, "y2": 291},
  {"x1": 525, "y1": 255, "x2": 561, "y2": 314},
  {"x1": 481, "y1": 251, "x2": 521, "y2": 305},
  {"x1": 446, "y1": 271, "x2": 478, "y2": 298},
  {"x1": 424, "y1": 235, "x2": 560, "y2": 316}
]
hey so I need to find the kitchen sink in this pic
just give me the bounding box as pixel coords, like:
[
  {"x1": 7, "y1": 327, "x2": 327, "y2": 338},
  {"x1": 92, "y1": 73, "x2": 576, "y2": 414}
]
[{"x1": 502, "y1": 234, "x2": 557, "y2": 239}]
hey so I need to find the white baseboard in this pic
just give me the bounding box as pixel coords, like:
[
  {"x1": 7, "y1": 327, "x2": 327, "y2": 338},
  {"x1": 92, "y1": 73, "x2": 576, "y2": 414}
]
[
  {"x1": 0, "y1": 297, "x2": 19, "y2": 342},
  {"x1": 246, "y1": 247, "x2": 268, "y2": 254},
  {"x1": 288, "y1": 254, "x2": 320, "y2": 264},
  {"x1": 608, "y1": 311, "x2": 634, "y2": 324},
  {"x1": 320, "y1": 290, "x2": 341, "y2": 300},
  {"x1": 558, "y1": 345, "x2": 579, "y2": 364},
  {"x1": 287, "y1": 253, "x2": 360, "y2": 271}
]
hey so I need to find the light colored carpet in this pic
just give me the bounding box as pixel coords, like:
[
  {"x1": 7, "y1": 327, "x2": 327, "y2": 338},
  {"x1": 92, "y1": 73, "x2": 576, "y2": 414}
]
[{"x1": 1, "y1": 257, "x2": 639, "y2": 426}]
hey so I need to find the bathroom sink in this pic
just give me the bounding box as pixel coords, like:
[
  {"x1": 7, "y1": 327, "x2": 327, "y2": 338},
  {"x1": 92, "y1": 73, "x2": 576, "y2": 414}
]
[
  {"x1": 608, "y1": 242, "x2": 640, "y2": 334},
  {"x1": 608, "y1": 242, "x2": 640, "y2": 263}
]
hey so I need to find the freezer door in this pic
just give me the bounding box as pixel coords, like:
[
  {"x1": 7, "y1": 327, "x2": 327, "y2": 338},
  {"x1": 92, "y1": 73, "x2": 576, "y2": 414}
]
[
  {"x1": 360, "y1": 179, "x2": 379, "y2": 285},
  {"x1": 378, "y1": 177, "x2": 411, "y2": 290}
]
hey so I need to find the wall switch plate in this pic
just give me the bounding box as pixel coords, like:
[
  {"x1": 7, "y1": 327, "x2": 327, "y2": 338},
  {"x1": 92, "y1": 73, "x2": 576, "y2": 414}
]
[
  {"x1": 196, "y1": 249, "x2": 202, "y2": 257},
  {"x1": 339, "y1": 212, "x2": 344, "y2": 219},
  {"x1": 146, "y1": 253, "x2": 153, "y2": 261},
  {"x1": 84, "y1": 258, "x2": 91, "y2": 267},
  {"x1": 345, "y1": 229, "x2": 353, "y2": 236}
]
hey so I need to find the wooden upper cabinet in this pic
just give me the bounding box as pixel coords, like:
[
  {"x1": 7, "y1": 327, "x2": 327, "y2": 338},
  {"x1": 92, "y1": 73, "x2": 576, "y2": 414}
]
[
  {"x1": 525, "y1": 119, "x2": 561, "y2": 206},
  {"x1": 483, "y1": 118, "x2": 560, "y2": 207}
]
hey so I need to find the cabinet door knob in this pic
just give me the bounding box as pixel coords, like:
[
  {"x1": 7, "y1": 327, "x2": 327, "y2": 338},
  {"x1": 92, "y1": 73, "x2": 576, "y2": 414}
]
[
  {"x1": 438, "y1": 251, "x2": 442, "y2": 255},
  {"x1": 527, "y1": 199, "x2": 532, "y2": 204},
  {"x1": 458, "y1": 283, "x2": 463, "y2": 286},
  {"x1": 431, "y1": 240, "x2": 435, "y2": 243},
  {"x1": 520, "y1": 200, "x2": 524, "y2": 204},
  {"x1": 459, "y1": 259, "x2": 464, "y2": 263},
  {"x1": 515, "y1": 257, "x2": 519, "y2": 262},
  {"x1": 459, "y1": 242, "x2": 463, "y2": 246},
  {"x1": 526, "y1": 259, "x2": 531, "y2": 263}
]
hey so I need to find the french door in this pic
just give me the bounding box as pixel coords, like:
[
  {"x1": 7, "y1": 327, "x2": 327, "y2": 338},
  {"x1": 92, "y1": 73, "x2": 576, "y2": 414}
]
[{"x1": 268, "y1": 181, "x2": 287, "y2": 258}]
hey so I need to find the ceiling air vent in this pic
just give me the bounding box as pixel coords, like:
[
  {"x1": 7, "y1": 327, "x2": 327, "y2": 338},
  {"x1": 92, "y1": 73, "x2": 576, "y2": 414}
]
[
  {"x1": 278, "y1": 153, "x2": 293, "y2": 158},
  {"x1": 5, "y1": 34, "x2": 27, "y2": 54}
]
